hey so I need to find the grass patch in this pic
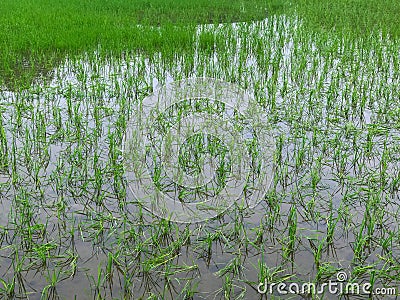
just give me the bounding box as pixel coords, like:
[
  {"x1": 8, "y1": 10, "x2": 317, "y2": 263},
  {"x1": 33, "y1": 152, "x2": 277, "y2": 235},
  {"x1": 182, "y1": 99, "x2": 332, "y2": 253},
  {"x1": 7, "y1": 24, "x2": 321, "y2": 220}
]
[
  {"x1": 2, "y1": 0, "x2": 400, "y2": 87},
  {"x1": 0, "y1": 0, "x2": 285, "y2": 87},
  {"x1": 293, "y1": 0, "x2": 400, "y2": 37}
]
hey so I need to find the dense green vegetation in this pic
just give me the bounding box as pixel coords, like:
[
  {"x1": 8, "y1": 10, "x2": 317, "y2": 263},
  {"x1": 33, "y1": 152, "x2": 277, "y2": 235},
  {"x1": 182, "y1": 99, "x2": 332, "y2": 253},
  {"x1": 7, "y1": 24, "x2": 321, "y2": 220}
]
[
  {"x1": 0, "y1": 0, "x2": 282, "y2": 84},
  {"x1": 1, "y1": 0, "x2": 400, "y2": 86},
  {"x1": 295, "y1": 0, "x2": 400, "y2": 37}
]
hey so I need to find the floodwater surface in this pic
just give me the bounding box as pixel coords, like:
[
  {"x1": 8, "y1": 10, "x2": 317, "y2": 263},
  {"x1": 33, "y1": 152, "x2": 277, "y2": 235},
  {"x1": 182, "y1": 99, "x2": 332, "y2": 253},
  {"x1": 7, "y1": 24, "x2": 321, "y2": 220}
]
[{"x1": 0, "y1": 15, "x2": 399, "y2": 299}]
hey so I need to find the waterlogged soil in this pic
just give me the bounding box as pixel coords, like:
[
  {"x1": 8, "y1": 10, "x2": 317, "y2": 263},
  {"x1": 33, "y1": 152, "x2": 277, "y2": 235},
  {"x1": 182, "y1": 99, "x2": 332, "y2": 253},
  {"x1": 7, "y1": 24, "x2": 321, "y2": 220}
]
[{"x1": 0, "y1": 16, "x2": 399, "y2": 299}]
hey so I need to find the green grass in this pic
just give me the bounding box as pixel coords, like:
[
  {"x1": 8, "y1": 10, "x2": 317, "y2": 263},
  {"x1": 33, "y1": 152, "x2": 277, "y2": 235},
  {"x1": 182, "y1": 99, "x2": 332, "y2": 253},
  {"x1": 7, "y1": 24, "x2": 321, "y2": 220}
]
[
  {"x1": 2, "y1": 0, "x2": 400, "y2": 87},
  {"x1": 0, "y1": 0, "x2": 285, "y2": 87},
  {"x1": 0, "y1": 0, "x2": 271, "y2": 54},
  {"x1": 294, "y1": 0, "x2": 400, "y2": 37}
]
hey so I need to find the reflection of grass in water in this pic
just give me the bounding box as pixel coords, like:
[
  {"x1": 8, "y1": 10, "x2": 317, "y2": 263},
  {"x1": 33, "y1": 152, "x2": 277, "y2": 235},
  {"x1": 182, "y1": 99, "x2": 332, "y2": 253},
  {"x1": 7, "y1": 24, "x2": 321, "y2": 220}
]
[{"x1": 0, "y1": 2, "x2": 399, "y2": 299}]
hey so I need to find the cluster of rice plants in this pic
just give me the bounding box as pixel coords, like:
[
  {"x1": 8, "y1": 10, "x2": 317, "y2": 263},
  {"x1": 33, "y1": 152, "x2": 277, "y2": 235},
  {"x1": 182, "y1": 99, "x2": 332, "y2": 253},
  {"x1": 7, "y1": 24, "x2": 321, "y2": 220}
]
[
  {"x1": 0, "y1": 1, "x2": 399, "y2": 299},
  {"x1": 0, "y1": 0, "x2": 285, "y2": 89}
]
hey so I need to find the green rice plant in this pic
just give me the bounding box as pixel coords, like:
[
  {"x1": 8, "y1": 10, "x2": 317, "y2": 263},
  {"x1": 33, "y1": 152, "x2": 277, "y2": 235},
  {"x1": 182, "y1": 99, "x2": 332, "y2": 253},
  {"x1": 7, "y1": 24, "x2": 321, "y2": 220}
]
[
  {"x1": 222, "y1": 275, "x2": 233, "y2": 300},
  {"x1": 90, "y1": 263, "x2": 107, "y2": 299},
  {"x1": 315, "y1": 262, "x2": 340, "y2": 283},
  {"x1": 10, "y1": 248, "x2": 27, "y2": 297},
  {"x1": 326, "y1": 200, "x2": 338, "y2": 247},
  {"x1": 216, "y1": 252, "x2": 244, "y2": 279},
  {"x1": 41, "y1": 268, "x2": 61, "y2": 300},
  {"x1": 308, "y1": 237, "x2": 325, "y2": 271},
  {"x1": 0, "y1": 113, "x2": 8, "y2": 171},
  {"x1": 179, "y1": 280, "x2": 199, "y2": 300},
  {"x1": 105, "y1": 252, "x2": 115, "y2": 285},
  {"x1": 282, "y1": 205, "x2": 298, "y2": 262},
  {"x1": 0, "y1": 278, "x2": 15, "y2": 299}
]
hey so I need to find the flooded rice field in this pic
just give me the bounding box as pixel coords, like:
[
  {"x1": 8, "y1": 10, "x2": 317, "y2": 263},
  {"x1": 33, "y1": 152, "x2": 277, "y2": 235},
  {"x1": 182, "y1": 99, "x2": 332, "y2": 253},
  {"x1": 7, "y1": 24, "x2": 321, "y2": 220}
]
[{"x1": 0, "y1": 15, "x2": 399, "y2": 299}]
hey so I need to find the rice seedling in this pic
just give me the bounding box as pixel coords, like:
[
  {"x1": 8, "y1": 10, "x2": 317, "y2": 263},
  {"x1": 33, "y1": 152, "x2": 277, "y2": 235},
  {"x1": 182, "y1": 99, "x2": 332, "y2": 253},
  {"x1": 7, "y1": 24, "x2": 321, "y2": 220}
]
[{"x1": 0, "y1": 0, "x2": 399, "y2": 299}]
